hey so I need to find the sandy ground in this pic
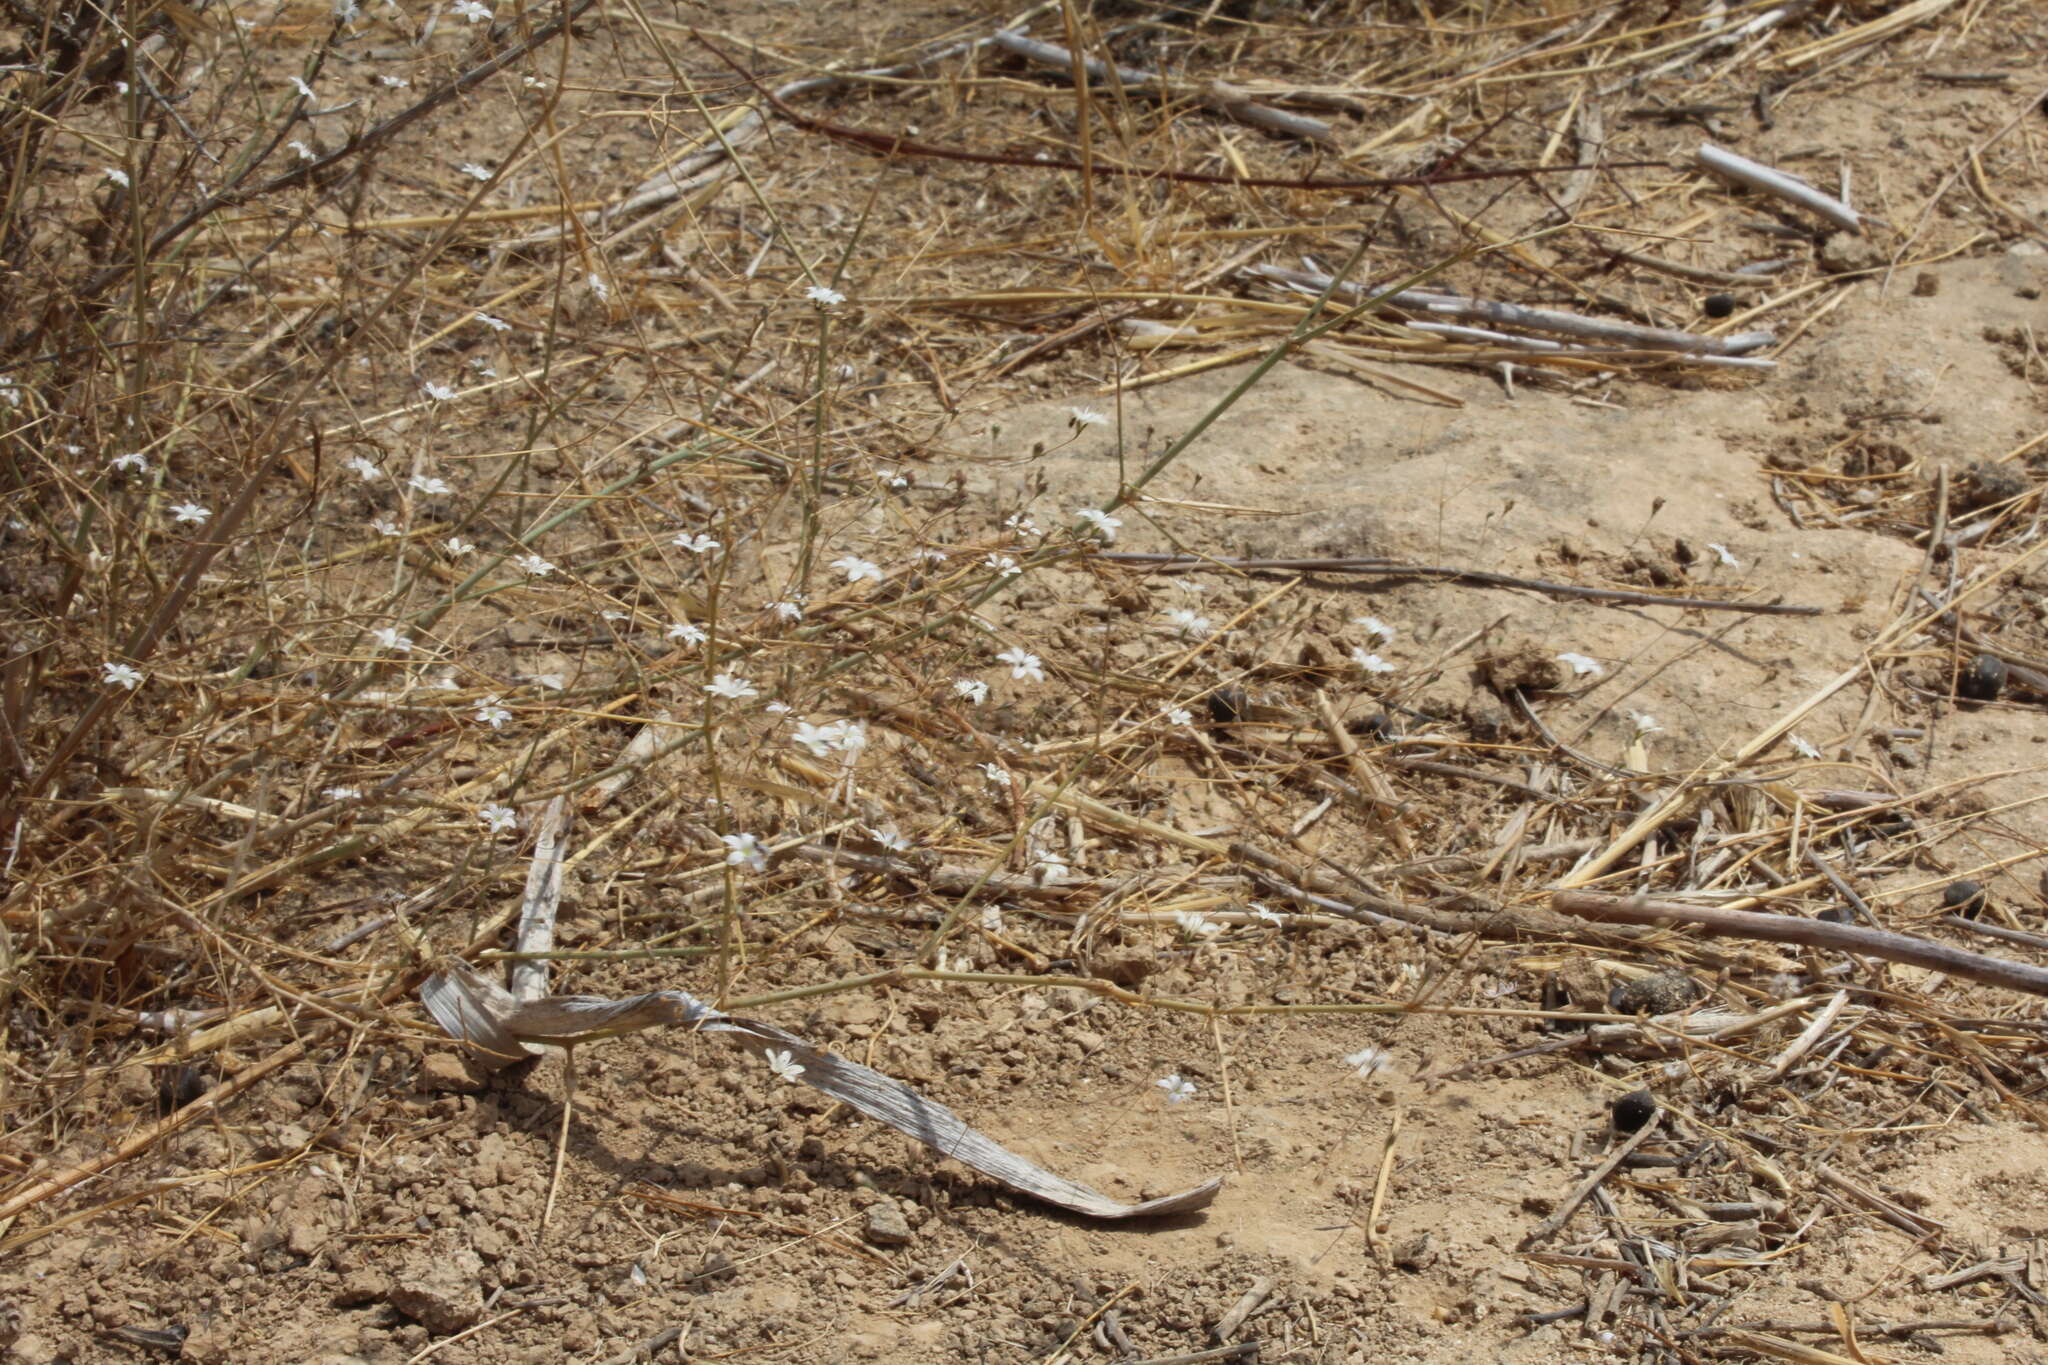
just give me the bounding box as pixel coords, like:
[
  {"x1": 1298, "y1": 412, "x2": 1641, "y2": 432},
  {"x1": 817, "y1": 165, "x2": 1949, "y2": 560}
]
[{"x1": 6, "y1": 0, "x2": 2048, "y2": 1362}]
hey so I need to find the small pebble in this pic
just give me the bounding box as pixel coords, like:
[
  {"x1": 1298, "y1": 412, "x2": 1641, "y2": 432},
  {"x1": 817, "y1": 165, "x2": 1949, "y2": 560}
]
[
  {"x1": 1957, "y1": 653, "x2": 2007, "y2": 703},
  {"x1": 1941, "y1": 879, "x2": 1987, "y2": 919},
  {"x1": 1815, "y1": 905, "x2": 1855, "y2": 925},
  {"x1": 862, "y1": 1200, "x2": 914, "y2": 1247},
  {"x1": 1608, "y1": 970, "x2": 1705, "y2": 1016},
  {"x1": 1703, "y1": 293, "x2": 1737, "y2": 318},
  {"x1": 1612, "y1": 1089, "x2": 1657, "y2": 1134}
]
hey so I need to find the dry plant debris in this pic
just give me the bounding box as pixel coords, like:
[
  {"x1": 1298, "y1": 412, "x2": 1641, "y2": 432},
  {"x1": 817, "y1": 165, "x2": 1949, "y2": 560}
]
[{"x1": 0, "y1": 0, "x2": 2047, "y2": 1358}]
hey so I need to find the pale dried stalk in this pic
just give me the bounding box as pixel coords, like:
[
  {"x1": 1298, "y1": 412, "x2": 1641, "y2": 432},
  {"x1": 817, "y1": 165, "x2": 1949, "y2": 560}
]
[
  {"x1": 1244, "y1": 263, "x2": 1775, "y2": 356},
  {"x1": 1552, "y1": 892, "x2": 2048, "y2": 998},
  {"x1": 512, "y1": 798, "x2": 571, "y2": 1005},
  {"x1": 419, "y1": 962, "x2": 1222, "y2": 1220},
  {"x1": 989, "y1": 30, "x2": 1336, "y2": 145},
  {"x1": 1697, "y1": 143, "x2": 1861, "y2": 233}
]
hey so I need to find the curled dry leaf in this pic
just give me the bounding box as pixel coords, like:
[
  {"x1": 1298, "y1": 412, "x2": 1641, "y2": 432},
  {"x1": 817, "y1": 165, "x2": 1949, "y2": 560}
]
[{"x1": 419, "y1": 961, "x2": 1222, "y2": 1221}]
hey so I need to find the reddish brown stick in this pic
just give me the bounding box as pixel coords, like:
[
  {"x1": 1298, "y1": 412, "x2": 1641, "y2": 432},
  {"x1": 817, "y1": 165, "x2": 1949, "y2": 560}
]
[{"x1": 1551, "y1": 892, "x2": 2048, "y2": 999}]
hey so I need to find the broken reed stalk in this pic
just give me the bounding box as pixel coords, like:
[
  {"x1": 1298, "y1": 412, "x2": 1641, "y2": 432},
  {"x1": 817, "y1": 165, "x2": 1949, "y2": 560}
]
[
  {"x1": 1516, "y1": 1119, "x2": 1659, "y2": 1250},
  {"x1": 1243, "y1": 263, "x2": 1775, "y2": 357},
  {"x1": 1551, "y1": 892, "x2": 2048, "y2": 998},
  {"x1": 1696, "y1": 143, "x2": 1862, "y2": 233},
  {"x1": 1100, "y1": 552, "x2": 1822, "y2": 615}
]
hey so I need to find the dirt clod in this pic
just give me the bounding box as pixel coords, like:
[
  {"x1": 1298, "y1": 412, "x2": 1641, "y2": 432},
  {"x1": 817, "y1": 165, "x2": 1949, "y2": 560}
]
[
  {"x1": 388, "y1": 1244, "x2": 484, "y2": 1335},
  {"x1": 862, "y1": 1200, "x2": 915, "y2": 1246}
]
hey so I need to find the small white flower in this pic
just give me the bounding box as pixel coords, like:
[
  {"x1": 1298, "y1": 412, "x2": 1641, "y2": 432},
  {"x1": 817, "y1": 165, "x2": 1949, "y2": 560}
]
[
  {"x1": 334, "y1": 0, "x2": 360, "y2": 21},
  {"x1": 1074, "y1": 508, "x2": 1120, "y2": 541},
  {"x1": 110, "y1": 451, "x2": 147, "y2": 474},
  {"x1": 1351, "y1": 649, "x2": 1396, "y2": 675},
  {"x1": 408, "y1": 474, "x2": 451, "y2": 496},
  {"x1": 1789, "y1": 734, "x2": 1821, "y2": 760},
  {"x1": 371, "y1": 517, "x2": 402, "y2": 537},
  {"x1": 103, "y1": 167, "x2": 129, "y2": 189},
  {"x1": 514, "y1": 552, "x2": 556, "y2": 577},
  {"x1": 422, "y1": 381, "x2": 456, "y2": 403},
  {"x1": 371, "y1": 626, "x2": 413, "y2": 652},
  {"x1": 102, "y1": 661, "x2": 144, "y2": 690},
  {"x1": 722, "y1": 831, "x2": 767, "y2": 872},
  {"x1": 1004, "y1": 513, "x2": 1040, "y2": 537},
  {"x1": 1174, "y1": 910, "x2": 1221, "y2": 939},
  {"x1": 1629, "y1": 711, "x2": 1663, "y2": 736},
  {"x1": 980, "y1": 763, "x2": 1010, "y2": 788},
  {"x1": 526, "y1": 673, "x2": 565, "y2": 691},
  {"x1": 833, "y1": 556, "x2": 883, "y2": 584},
  {"x1": 879, "y1": 468, "x2": 910, "y2": 488},
  {"x1": 1165, "y1": 608, "x2": 1211, "y2": 640},
  {"x1": 1344, "y1": 1046, "x2": 1392, "y2": 1078},
  {"x1": 791, "y1": 721, "x2": 840, "y2": 758},
  {"x1": 953, "y1": 678, "x2": 989, "y2": 705},
  {"x1": 832, "y1": 721, "x2": 867, "y2": 754},
  {"x1": 666, "y1": 621, "x2": 706, "y2": 645},
  {"x1": 769, "y1": 599, "x2": 804, "y2": 623},
  {"x1": 916, "y1": 548, "x2": 947, "y2": 566},
  {"x1": 475, "y1": 700, "x2": 511, "y2": 728},
  {"x1": 450, "y1": 0, "x2": 491, "y2": 18},
  {"x1": 169, "y1": 501, "x2": 210, "y2": 525},
  {"x1": 1163, "y1": 705, "x2": 1193, "y2": 726},
  {"x1": 378, "y1": 75, "x2": 409, "y2": 90},
  {"x1": 289, "y1": 139, "x2": 315, "y2": 161},
  {"x1": 1068, "y1": 407, "x2": 1108, "y2": 428},
  {"x1": 1250, "y1": 903, "x2": 1284, "y2": 925},
  {"x1": 444, "y1": 536, "x2": 475, "y2": 556},
  {"x1": 1558, "y1": 652, "x2": 1604, "y2": 677},
  {"x1": 479, "y1": 803, "x2": 518, "y2": 834},
  {"x1": 870, "y1": 825, "x2": 910, "y2": 853},
  {"x1": 1708, "y1": 543, "x2": 1740, "y2": 568},
  {"x1": 765, "y1": 700, "x2": 791, "y2": 715},
  {"x1": 1156, "y1": 1073, "x2": 1196, "y2": 1104},
  {"x1": 996, "y1": 647, "x2": 1045, "y2": 683},
  {"x1": 457, "y1": 162, "x2": 491, "y2": 182},
  {"x1": 983, "y1": 554, "x2": 1021, "y2": 578},
  {"x1": 322, "y1": 786, "x2": 361, "y2": 801},
  {"x1": 704, "y1": 672, "x2": 757, "y2": 701},
  {"x1": 764, "y1": 1048, "x2": 804, "y2": 1084},
  {"x1": 474, "y1": 312, "x2": 510, "y2": 332},
  {"x1": 1355, "y1": 616, "x2": 1394, "y2": 643},
  {"x1": 673, "y1": 532, "x2": 720, "y2": 555},
  {"x1": 289, "y1": 75, "x2": 314, "y2": 98},
  {"x1": 805, "y1": 283, "x2": 845, "y2": 308},
  {"x1": 347, "y1": 456, "x2": 382, "y2": 482}
]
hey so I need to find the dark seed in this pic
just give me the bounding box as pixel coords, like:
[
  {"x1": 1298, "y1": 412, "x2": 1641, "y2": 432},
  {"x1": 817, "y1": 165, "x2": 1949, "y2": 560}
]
[
  {"x1": 1941, "y1": 879, "x2": 1987, "y2": 918},
  {"x1": 1703, "y1": 293, "x2": 1737, "y2": 318},
  {"x1": 1958, "y1": 653, "x2": 2007, "y2": 702},
  {"x1": 1612, "y1": 1089, "x2": 1658, "y2": 1134},
  {"x1": 1816, "y1": 904, "x2": 1855, "y2": 924},
  {"x1": 1205, "y1": 685, "x2": 1247, "y2": 727},
  {"x1": 157, "y1": 1066, "x2": 208, "y2": 1114}
]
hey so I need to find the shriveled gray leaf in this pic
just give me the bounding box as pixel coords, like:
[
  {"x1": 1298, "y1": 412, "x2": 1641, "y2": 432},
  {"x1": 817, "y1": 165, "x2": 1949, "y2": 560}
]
[{"x1": 419, "y1": 962, "x2": 1221, "y2": 1221}]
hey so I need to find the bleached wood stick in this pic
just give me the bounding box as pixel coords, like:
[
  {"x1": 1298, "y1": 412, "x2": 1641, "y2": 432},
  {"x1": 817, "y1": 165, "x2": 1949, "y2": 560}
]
[
  {"x1": 420, "y1": 961, "x2": 1223, "y2": 1220},
  {"x1": 1552, "y1": 891, "x2": 2048, "y2": 998},
  {"x1": 1697, "y1": 143, "x2": 1861, "y2": 233},
  {"x1": 989, "y1": 30, "x2": 1336, "y2": 145},
  {"x1": 1245, "y1": 263, "x2": 1775, "y2": 356},
  {"x1": 511, "y1": 797, "x2": 571, "y2": 1005}
]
